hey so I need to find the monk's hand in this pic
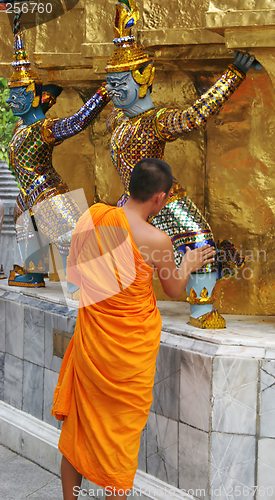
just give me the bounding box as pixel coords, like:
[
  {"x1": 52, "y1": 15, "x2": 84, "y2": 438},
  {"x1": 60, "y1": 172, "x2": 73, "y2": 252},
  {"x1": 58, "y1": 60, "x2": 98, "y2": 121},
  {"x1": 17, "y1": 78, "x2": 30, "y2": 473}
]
[
  {"x1": 184, "y1": 245, "x2": 216, "y2": 273},
  {"x1": 233, "y1": 51, "x2": 262, "y2": 74}
]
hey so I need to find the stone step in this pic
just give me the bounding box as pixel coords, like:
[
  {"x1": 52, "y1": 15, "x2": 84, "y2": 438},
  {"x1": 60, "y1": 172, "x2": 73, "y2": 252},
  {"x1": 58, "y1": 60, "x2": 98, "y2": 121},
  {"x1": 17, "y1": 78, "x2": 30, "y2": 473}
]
[
  {"x1": 2, "y1": 218, "x2": 15, "y2": 224},
  {"x1": 0, "y1": 184, "x2": 18, "y2": 189},
  {"x1": 0, "y1": 186, "x2": 19, "y2": 192},
  {"x1": 0, "y1": 180, "x2": 19, "y2": 187},
  {"x1": 0, "y1": 194, "x2": 18, "y2": 198},
  {"x1": 1, "y1": 230, "x2": 16, "y2": 235},
  {"x1": 0, "y1": 174, "x2": 19, "y2": 179},
  {"x1": 0, "y1": 185, "x2": 19, "y2": 190},
  {"x1": 0, "y1": 173, "x2": 17, "y2": 178},
  {"x1": 0, "y1": 162, "x2": 20, "y2": 205},
  {"x1": 0, "y1": 193, "x2": 17, "y2": 198},
  {"x1": 2, "y1": 222, "x2": 16, "y2": 234},
  {"x1": 0, "y1": 172, "x2": 18, "y2": 177},
  {"x1": 2, "y1": 215, "x2": 14, "y2": 222},
  {"x1": 0, "y1": 193, "x2": 18, "y2": 198},
  {"x1": 0, "y1": 171, "x2": 17, "y2": 177},
  {"x1": 0, "y1": 179, "x2": 19, "y2": 183},
  {"x1": 0, "y1": 197, "x2": 17, "y2": 203}
]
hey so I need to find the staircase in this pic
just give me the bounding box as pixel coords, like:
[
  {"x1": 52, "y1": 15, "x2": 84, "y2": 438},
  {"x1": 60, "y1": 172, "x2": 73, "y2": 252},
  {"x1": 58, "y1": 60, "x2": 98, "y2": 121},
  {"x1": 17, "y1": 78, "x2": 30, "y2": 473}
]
[
  {"x1": 0, "y1": 160, "x2": 19, "y2": 235},
  {"x1": 0, "y1": 161, "x2": 22, "y2": 274}
]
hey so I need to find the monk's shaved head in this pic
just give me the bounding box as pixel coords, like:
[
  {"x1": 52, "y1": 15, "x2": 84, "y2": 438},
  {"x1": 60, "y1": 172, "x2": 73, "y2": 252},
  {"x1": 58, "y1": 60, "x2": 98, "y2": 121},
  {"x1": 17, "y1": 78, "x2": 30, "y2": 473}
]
[{"x1": 129, "y1": 158, "x2": 173, "y2": 202}]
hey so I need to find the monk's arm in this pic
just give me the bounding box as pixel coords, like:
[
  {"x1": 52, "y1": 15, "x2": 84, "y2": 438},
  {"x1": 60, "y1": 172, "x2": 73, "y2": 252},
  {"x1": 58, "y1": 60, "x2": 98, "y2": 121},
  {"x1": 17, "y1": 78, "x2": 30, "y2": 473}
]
[
  {"x1": 153, "y1": 235, "x2": 215, "y2": 298},
  {"x1": 41, "y1": 85, "x2": 110, "y2": 145}
]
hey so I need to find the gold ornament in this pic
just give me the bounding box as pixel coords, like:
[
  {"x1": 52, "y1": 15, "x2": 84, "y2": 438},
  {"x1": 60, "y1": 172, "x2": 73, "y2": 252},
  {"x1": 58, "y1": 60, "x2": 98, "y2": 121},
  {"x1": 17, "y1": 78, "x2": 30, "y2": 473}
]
[
  {"x1": 27, "y1": 261, "x2": 36, "y2": 272},
  {"x1": 26, "y1": 82, "x2": 40, "y2": 108},
  {"x1": 8, "y1": 269, "x2": 45, "y2": 288},
  {"x1": 187, "y1": 286, "x2": 214, "y2": 305},
  {"x1": 132, "y1": 64, "x2": 155, "y2": 98},
  {"x1": 8, "y1": 12, "x2": 42, "y2": 106},
  {"x1": 37, "y1": 260, "x2": 45, "y2": 272},
  {"x1": 8, "y1": 32, "x2": 42, "y2": 89},
  {"x1": 41, "y1": 92, "x2": 57, "y2": 111},
  {"x1": 113, "y1": 0, "x2": 139, "y2": 39},
  {"x1": 106, "y1": 0, "x2": 155, "y2": 95},
  {"x1": 67, "y1": 288, "x2": 80, "y2": 301},
  {"x1": 190, "y1": 309, "x2": 226, "y2": 329},
  {"x1": 13, "y1": 264, "x2": 25, "y2": 275}
]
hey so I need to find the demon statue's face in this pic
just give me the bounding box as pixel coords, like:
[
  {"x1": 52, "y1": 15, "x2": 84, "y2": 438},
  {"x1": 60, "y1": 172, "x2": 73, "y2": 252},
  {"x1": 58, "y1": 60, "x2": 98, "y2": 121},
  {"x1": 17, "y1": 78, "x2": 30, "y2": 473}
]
[
  {"x1": 105, "y1": 72, "x2": 140, "y2": 109},
  {"x1": 7, "y1": 86, "x2": 34, "y2": 116}
]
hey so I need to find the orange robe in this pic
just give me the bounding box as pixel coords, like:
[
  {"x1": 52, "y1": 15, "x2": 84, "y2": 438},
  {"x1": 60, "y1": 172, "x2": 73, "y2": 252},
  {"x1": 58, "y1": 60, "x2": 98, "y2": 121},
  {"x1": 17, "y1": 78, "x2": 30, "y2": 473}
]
[{"x1": 51, "y1": 203, "x2": 162, "y2": 490}]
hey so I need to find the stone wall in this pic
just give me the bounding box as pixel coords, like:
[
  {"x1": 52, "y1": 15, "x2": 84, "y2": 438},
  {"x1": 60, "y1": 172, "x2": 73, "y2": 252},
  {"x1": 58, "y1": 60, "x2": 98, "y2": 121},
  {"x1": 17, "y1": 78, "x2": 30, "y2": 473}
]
[
  {"x1": 0, "y1": 288, "x2": 76, "y2": 430},
  {"x1": 2, "y1": 289, "x2": 275, "y2": 498}
]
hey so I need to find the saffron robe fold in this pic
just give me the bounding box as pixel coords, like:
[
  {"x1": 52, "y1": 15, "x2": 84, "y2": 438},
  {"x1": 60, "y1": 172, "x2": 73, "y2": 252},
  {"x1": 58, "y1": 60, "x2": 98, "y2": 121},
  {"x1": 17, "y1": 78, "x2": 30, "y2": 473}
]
[{"x1": 51, "y1": 203, "x2": 162, "y2": 490}]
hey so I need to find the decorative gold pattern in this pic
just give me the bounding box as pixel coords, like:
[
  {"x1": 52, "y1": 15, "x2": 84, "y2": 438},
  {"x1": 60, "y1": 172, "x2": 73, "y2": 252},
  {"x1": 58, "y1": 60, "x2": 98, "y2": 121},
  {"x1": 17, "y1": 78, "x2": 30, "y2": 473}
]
[
  {"x1": 187, "y1": 286, "x2": 214, "y2": 305},
  {"x1": 8, "y1": 30, "x2": 42, "y2": 89},
  {"x1": 37, "y1": 260, "x2": 45, "y2": 272},
  {"x1": 8, "y1": 66, "x2": 42, "y2": 89},
  {"x1": 107, "y1": 42, "x2": 152, "y2": 73},
  {"x1": 113, "y1": 0, "x2": 139, "y2": 39},
  {"x1": 27, "y1": 261, "x2": 35, "y2": 272},
  {"x1": 32, "y1": 193, "x2": 81, "y2": 249},
  {"x1": 41, "y1": 118, "x2": 62, "y2": 146},
  {"x1": 132, "y1": 64, "x2": 155, "y2": 98},
  {"x1": 190, "y1": 309, "x2": 226, "y2": 329},
  {"x1": 0, "y1": 0, "x2": 270, "y2": 314},
  {"x1": 41, "y1": 91, "x2": 57, "y2": 111},
  {"x1": 25, "y1": 253, "x2": 49, "y2": 273},
  {"x1": 8, "y1": 120, "x2": 69, "y2": 223},
  {"x1": 13, "y1": 264, "x2": 25, "y2": 275},
  {"x1": 106, "y1": 0, "x2": 153, "y2": 75},
  {"x1": 67, "y1": 288, "x2": 80, "y2": 301},
  {"x1": 107, "y1": 66, "x2": 244, "y2": 267},
  {"x1": 8, "y1": 269, "x2": 45, "y2": 288}
]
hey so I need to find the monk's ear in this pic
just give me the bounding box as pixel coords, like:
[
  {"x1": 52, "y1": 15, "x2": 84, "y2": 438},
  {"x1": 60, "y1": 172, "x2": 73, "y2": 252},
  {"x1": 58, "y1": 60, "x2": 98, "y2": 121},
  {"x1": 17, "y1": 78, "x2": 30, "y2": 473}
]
[
  {"x1": 150, "y1": 191, "x2": 166, "y2": 206},
  {"x1": 157, "y1": 192, "x2": 167, "y2": 204}
]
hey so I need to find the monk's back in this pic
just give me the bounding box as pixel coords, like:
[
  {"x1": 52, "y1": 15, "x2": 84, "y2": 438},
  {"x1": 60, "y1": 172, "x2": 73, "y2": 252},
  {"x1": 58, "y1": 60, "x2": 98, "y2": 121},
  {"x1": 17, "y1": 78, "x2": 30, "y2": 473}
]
[{"x1": 52, "y1": 203, "x2": 162, "y2": 491}]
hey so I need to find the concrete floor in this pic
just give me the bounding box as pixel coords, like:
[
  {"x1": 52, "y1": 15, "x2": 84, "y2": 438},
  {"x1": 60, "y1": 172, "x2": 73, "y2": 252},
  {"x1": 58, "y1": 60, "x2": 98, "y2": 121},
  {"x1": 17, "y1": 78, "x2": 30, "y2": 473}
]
[
  {"x1": 0, "y1": 445, "x2": 63, "y2": 500},
  {"x1": 0, "y1": 445, "x2": 148, "y2": 500}
]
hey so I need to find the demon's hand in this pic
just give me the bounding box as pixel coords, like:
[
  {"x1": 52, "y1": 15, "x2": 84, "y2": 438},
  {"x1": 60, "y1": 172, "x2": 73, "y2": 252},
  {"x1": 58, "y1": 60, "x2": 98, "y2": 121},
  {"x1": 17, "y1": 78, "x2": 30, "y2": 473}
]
[{"x1": 233, "y1": 51, "x2": 262, "y2": 74}]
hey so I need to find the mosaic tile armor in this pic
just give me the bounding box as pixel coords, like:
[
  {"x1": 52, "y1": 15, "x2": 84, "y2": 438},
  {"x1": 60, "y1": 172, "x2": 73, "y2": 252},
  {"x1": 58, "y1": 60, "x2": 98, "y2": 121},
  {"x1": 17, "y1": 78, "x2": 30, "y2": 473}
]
[
  {"x1": 8, "y1": 86, "x2": 109, "y2": 259},
  {"x1": 106, "y1": 65, "x2": 245, "y2": 268}
]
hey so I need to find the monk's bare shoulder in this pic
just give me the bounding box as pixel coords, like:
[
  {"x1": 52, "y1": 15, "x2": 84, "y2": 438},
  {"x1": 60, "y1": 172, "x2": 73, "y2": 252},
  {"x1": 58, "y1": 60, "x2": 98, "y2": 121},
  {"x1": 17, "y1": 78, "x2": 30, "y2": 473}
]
[
  {"x1": 143, "y1": 222, "x2": 171, "y2": 249},
  {"x1": 127, "y1": 218, "x2": 169, "y2": 249}
]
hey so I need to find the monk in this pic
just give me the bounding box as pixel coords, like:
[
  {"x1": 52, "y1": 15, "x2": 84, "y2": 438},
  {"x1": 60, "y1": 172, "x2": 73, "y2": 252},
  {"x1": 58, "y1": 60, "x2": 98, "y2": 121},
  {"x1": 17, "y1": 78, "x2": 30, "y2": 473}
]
[{"x1": 51, "y1": 158, "x2": 215, "y2": 500}]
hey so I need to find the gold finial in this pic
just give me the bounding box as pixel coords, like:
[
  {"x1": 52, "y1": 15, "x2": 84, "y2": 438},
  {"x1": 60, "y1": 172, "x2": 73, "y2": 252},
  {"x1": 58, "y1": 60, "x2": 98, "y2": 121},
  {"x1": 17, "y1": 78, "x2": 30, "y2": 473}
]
[
  {"x1": 8, "y1": 12, "x2": 42, "y2": 106},
  {"x1": 114, "y1": 0, "x2": 139, "y2": 39},
  {"x1": 106, "y1": 0, "x2": 154, "y2": 85}
]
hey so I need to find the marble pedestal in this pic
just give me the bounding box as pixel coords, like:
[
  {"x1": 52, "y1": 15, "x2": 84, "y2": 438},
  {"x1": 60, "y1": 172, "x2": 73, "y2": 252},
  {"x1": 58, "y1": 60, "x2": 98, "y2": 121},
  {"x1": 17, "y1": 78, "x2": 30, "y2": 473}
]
[{"x1": 0, "y1": 280, "x2": 275, "y2": 500}]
